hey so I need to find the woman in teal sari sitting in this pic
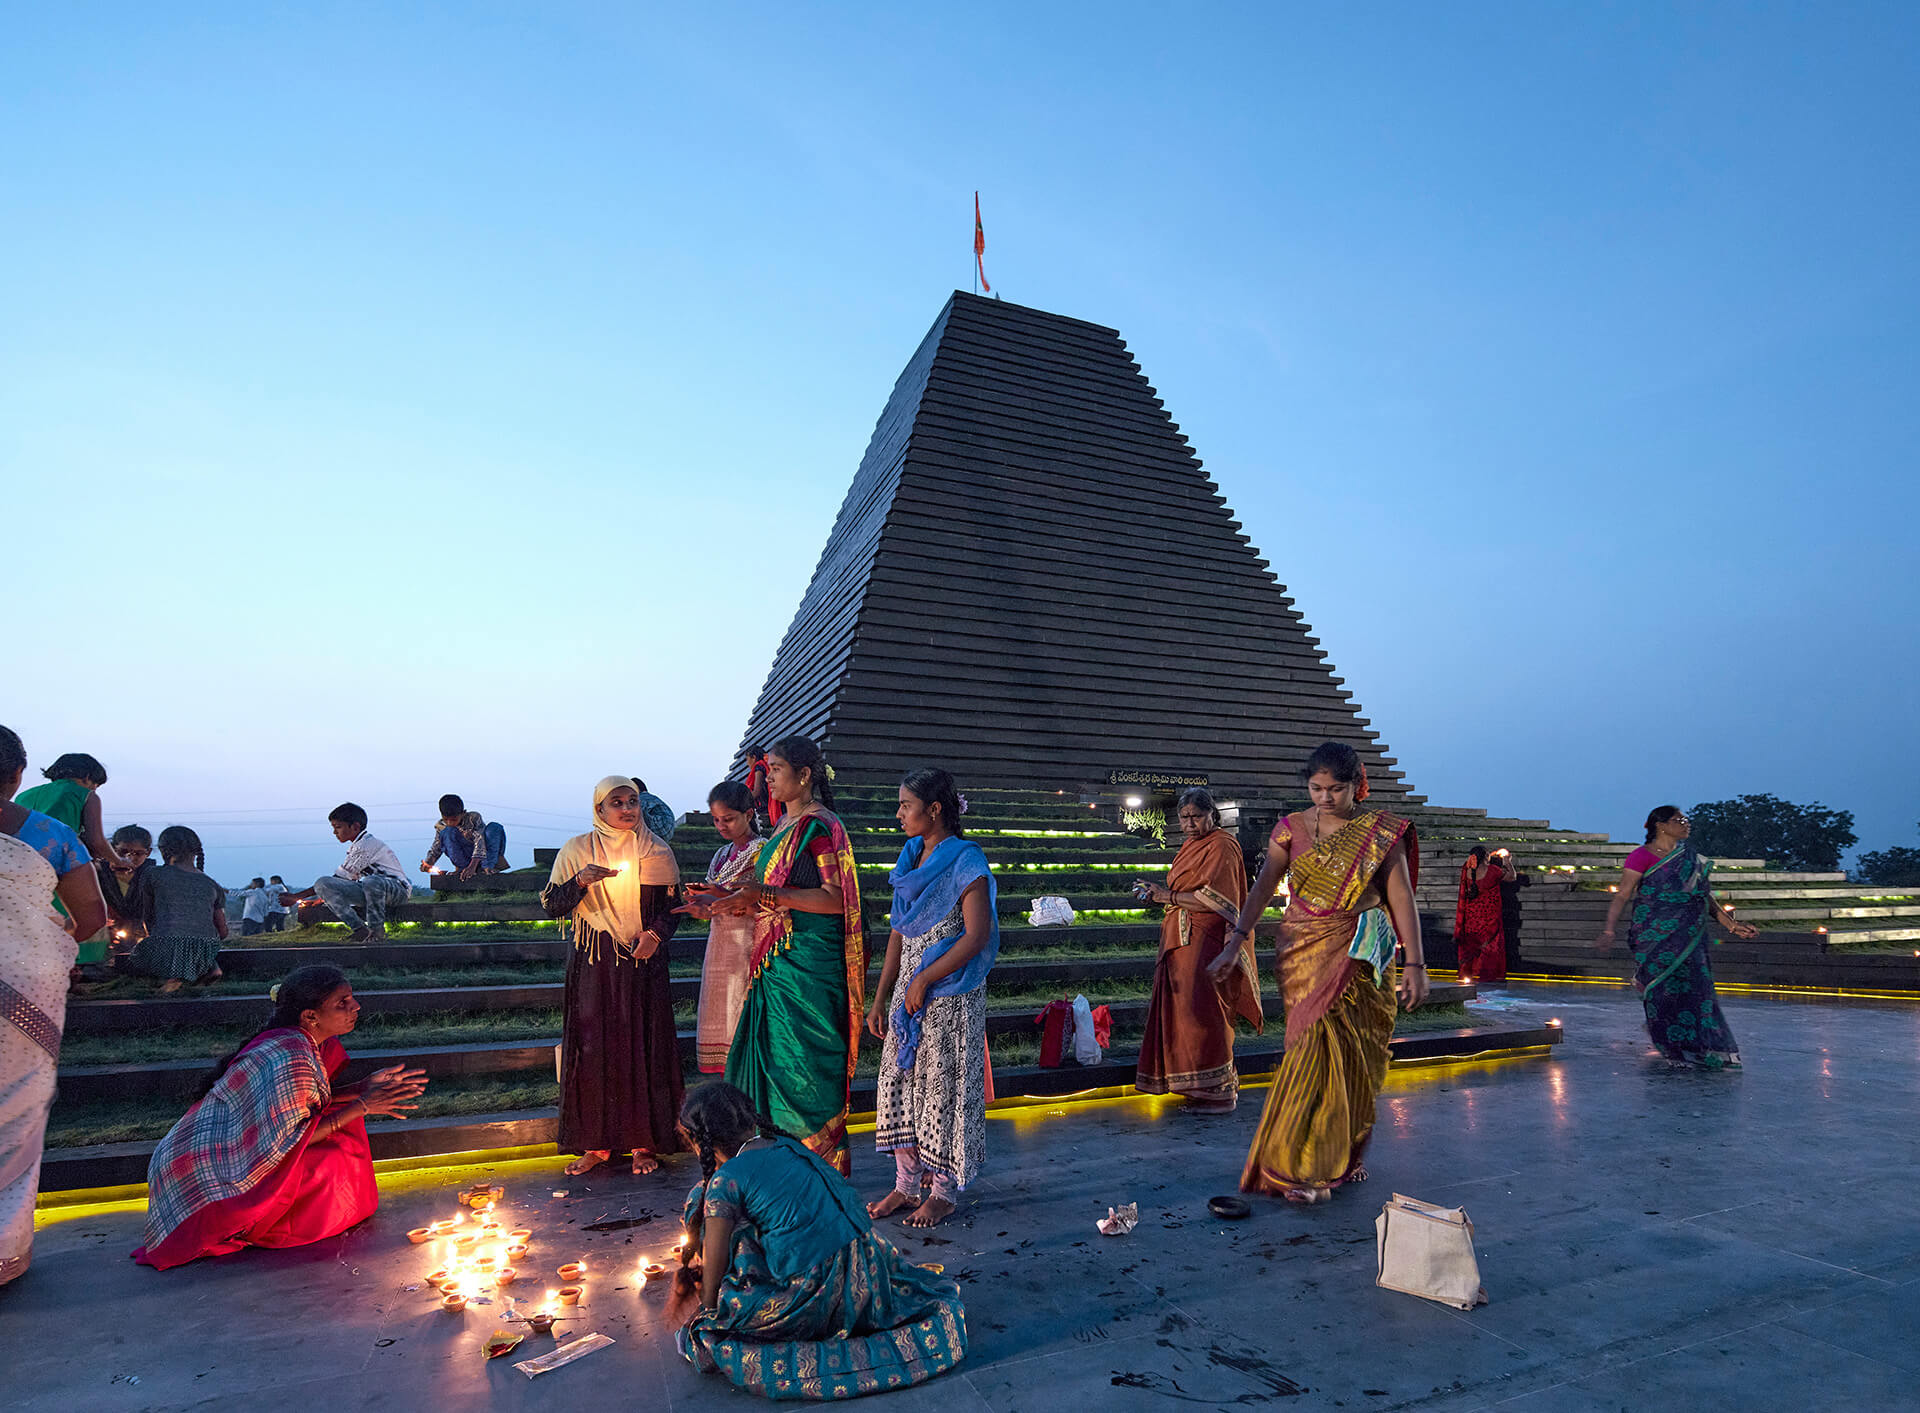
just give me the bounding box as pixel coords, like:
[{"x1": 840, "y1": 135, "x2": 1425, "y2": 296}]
[
  {"x1": 674, "y1": 1082, "x2": 967, "y2": 1400},
  {"x1": 697, "y1": 736, "x2": 865, "y2": 1175},
  {"x1": 1599, "y1": 805, "x2": 1754, "y2": 1069}
]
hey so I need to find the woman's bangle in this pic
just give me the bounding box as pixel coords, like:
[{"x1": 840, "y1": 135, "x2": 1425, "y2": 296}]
[{"x1": 1403, "y1": 962, "x2": 1426, "y2": 969}]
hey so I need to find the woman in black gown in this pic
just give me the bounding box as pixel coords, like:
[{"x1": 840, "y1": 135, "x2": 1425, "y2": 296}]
[{"x1": 541, "y1": 776, "x2": 684, "y2": 1175}]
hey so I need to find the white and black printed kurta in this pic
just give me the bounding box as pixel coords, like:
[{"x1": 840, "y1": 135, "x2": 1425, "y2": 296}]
[{"x1": 874, "y1": 905, "x2": 988, "y2": 1188}]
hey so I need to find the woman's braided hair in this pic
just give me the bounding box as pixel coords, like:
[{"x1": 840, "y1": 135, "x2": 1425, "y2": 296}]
[
  {"x1": 678, "y1": 1081, "x2": 785, "y2": 1181},
  {"x1": 1462, "y1": 844, "x2": 1489, "y2": 901}
]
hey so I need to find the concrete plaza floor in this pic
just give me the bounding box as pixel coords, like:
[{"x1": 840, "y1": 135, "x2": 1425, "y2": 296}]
[{"x1": 8, "y1": 982, "x2": 1920, "y2": 1411}]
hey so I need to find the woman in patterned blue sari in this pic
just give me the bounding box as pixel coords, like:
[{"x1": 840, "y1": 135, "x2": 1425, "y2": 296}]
[
  {"x1": 674, "y1": 1083, "x2": 966, "y2": 1400},
  {"x1": 1599, "y1": 806, "x2": 1754, "y2": 1069}
]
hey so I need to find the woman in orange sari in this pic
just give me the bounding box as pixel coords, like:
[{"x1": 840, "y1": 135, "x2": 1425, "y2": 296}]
[
  {"x1": 1220, "y1": 743, "x2": 1427, "y2": 1203},
  {"x1": 1134, "y1": 788, "x2": 1262, "y2": 1113}
]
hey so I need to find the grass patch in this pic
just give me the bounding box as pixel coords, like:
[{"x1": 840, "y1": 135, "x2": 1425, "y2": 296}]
[
  {"x1": 71, "y1": 961, "x2": 565, "y2": 1001},
  {"x1": 58, "y1": 1008, "x2": 570, "y2": 1068}
]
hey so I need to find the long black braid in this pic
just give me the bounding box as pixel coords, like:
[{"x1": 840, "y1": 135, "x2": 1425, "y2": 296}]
[
  {"x1": 677, "y1": 1082, "x2": 786, "y2": 1268},
  {"x1": 1463, "y1": 845, "x2": 1489, "y2": 901}
]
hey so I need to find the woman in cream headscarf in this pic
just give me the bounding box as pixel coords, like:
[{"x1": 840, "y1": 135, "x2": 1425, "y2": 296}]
[{"x1": 541, "y1": 777, "x2": 684, "y2": 1176}]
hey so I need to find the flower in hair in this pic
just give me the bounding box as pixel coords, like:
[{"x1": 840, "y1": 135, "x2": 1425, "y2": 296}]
[
  {"x1": 824, "y1": 763, "x2": 837, "y2": 782},
  {"x1": 957, "y1": 794, "x2": 970, "y2": 816},
  {"x1": 269, "y1": 984, "x2": 281, "y2": 1002}
]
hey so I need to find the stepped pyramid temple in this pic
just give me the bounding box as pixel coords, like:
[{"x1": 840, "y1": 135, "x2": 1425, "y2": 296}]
[
  {"x1": 34, "y1": 291, "x2": 1913, "y2": 1203},
  {"x1": 733, "y1": 291, "x2": 1412, "y2": 805}
]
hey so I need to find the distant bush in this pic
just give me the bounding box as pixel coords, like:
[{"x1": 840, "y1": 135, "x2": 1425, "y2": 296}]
[
  {"x1": 1857, "y1": 823, "x2": 1920, "y2": 886},
  {"x1": 1688, "y1": 794, "x2": 1856, "y2": 871}
]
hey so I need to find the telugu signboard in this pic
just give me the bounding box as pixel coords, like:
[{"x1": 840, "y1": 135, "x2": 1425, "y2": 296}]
[{"x1": 1105, "y1": 768, "x2": 1211, "y2": 790}]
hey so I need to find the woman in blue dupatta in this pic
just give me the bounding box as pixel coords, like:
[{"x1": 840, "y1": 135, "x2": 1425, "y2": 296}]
[
  {"x1": 1599, "y1": 805, "x2": 1754, "y2": 1069},
  {"x1": 675, "y1": 1083, "x2": 968, "y2": 1400},
  {"x1": 863, "y1": 769, "x2": 999, "y2": 1230}
]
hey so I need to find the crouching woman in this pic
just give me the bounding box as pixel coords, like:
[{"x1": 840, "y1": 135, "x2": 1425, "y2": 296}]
[
  {"x1": 133, "y1": 966, "x2": 427, "y2": 1269},
  {"x1": 674, "y1": 1083, "x2": 967, "y2": 1400}
]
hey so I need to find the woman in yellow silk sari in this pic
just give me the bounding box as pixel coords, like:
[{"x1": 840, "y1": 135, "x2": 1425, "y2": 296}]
[{"x1": 1217, "y1": 742, "x2": 1428, "y2": 1203}]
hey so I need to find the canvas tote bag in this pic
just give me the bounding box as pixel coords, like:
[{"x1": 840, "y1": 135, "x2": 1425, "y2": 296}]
[{"x1": 1375, "y1": 1193, "x2": 1488, "y2": 1309}]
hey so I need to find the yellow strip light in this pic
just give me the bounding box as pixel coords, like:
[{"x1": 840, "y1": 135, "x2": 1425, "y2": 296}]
[
  {"x1": 37, "y1": 1041, "x2": 1555, "y2": 1223},
  {"x1": 1497, "y1": 970, "x2": 1920, "y2": 1004}
]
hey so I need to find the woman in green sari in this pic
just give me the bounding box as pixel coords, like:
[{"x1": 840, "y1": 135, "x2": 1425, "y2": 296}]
[
  {"x1": 674, "y1": 1083, "x2": 966, "y2": 1400},
  {"x1": 1599, "y1": 805, "x2": 1754, "y2": 1069},
  {"x1": 699, "y1": 736, "x2": 865, "y2": 1176}
]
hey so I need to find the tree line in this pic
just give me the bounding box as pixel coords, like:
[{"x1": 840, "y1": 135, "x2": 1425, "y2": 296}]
[{"x1": 1687, "y1": 794, "x2": 1920, "y2": 885}]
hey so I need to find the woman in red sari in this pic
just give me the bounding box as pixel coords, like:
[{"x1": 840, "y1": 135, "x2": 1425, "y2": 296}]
[
  {"x1": 133, "y1": 966, "x2": 427, "y2": 1270},
  {"x1": 1134, "y1": 788, "x2": 1262, "y2": 1113},
  {"x1": 1452, "y1": 846, "x2": 1513, "y2": 985}
]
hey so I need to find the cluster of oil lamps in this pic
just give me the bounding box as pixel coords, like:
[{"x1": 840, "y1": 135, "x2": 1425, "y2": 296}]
[{"x1": 408, "y1": 1180, "x2": 687, "y2": 1334}]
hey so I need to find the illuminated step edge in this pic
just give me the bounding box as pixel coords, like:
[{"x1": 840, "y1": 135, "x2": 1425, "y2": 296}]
[{"x1": 36, "y1": 1021, "x2": 1560, "y2": 1195}]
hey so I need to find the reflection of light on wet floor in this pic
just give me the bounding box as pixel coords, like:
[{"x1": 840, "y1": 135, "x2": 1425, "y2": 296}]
[{"x1": 1548, "y1": 1066, "x2": 1568, "y2": 1123}]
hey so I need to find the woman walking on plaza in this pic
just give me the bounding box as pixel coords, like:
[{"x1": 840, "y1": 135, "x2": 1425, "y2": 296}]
[
  {"x1": 127, "y1": 826, "x2": 228, "y2": 992},
  {"x1": 865, "y1": 768, "x2": 999, "y2": 1229},
  {"x1": 1227, "y1": 742, "x2": 1427, "y2": 1203},
  {"x1": 542, "y1": 776, "x2": 685, "y2": 1176},
  {"x1": 0, "y1": 726, "x2": 108, "y2": 1287},
  {"x1": 134, "y1": 966, "x2": 427, "y2": 1269},
  {"x1": 1452, "y1": 845, "x2": 1514, "y2": 985},
  {"x1": 689, "y1": 780, "x2": 763, "y2": 1073},
  {"x1": 674, "y1": 1083, "x2": 967, "y2": 1398},
  {"x1": 706, "y1": 736, "x2": 866, "y2": 1175},
  {"x1": 1134, "y1": 787, "x2": 1263, "y2": 1114},
  {"x1": 1598, "y1": 806, "x2": 1752, "y2": 1069}
]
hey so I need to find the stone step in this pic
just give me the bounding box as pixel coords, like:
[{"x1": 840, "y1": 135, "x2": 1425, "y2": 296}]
[
  {"x1": 1823, "y1": 927, "x2": 1920, "y2": 944},
  {"x1": 53, "y1": 980, "x2": 1484, "y2": 1103},
  {"x1": 38, "y1": 1017, "x2": 1561, "y2": 1190}
]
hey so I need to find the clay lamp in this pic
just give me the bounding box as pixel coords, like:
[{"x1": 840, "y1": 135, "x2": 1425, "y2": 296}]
[
  {"x1": 473, "y1": 1255, "x2": 498, "y2": 1273},
  {"x1": 556, "y1": 1261, "x2": 585, "y2": 1282},
  {"x1": 494, "y1": 1266, "x2": 518, "y2": 1287},
  {"x1": 558, "y1": 1286, "x2": 583, "y2": 1306},
  {"x1": 642, "y1": 1263, "x2": 667, "y2": 1280},
  {"x1": 505, "y1": 1244, "x2": 531, "y2": 1262},
  {"x1": 508, "y1": 1229, "x2": 533, "y2": 1243},
  {"x1": 406, "y1": 1227, "x2": 433, "y2": 1244},
  {"x1": 528, "y1": 1311, "x2": 556, "y2": 1335},
  {"x1": 441, "y1": 1293, "x2": 468, "y2": 1313}
]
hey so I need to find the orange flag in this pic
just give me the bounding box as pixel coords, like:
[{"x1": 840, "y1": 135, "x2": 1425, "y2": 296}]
[{"x1": 974, "y1": 192, "x2": 991, "y2": 294}]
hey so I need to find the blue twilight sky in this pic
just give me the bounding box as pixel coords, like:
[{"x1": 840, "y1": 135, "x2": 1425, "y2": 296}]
[{"x1": 5, "y1": 3, "x2": 1916, "y2": 887}]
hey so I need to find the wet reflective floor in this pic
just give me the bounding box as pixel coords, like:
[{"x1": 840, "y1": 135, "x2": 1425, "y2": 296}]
[{"x1": 10, "y1": 982, "x2": 1919, "y2": 1410}]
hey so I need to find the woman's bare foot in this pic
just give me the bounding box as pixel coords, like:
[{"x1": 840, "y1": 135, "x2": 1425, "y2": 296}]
[
  {"x1": 630, "y1": 1150, "x2": 660, "y2": 1176},
  {"x1": 1282, "y1": 1186, "x2": 1331, "y2": 1204},
  {"x1": 867, "y1": 1190, "x2": 917, "y2": 1220},
  {"x1": 1345, "y1": 1163, "x2": 1369, "y2": 1185},
  {"x1": 159, "y1": 978, "x2": 185, "y2": 994},
  {"x1": 902, "y1": 1195, "x2": 955, "y2": 1229},
  {"x1": 564, "y1": 1150, "x2": 611, "y2": 1176}
]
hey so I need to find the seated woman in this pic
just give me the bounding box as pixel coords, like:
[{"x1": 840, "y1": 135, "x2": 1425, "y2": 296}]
[
  {"x1": 126, "y1": 826, "x2": 228, "y2": 993},
  {"x1": 133, "y1": 965, "x2": 428, "y2": 1270},
  {"x1": 675, "y1": 1082, "x2": 967, "y2": 1400}
]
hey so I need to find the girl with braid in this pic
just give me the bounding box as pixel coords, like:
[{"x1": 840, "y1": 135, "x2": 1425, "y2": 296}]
[{"x1": 673, "y1": 1082, "x2": 968, "y2": 1400}]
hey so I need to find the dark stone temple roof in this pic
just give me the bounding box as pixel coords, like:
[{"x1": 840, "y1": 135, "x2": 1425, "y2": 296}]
[{"x1": 733, "y1": 291, "x2": 1412, "y2": 800}]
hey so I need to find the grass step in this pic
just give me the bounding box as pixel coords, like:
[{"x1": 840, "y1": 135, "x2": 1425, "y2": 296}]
[{"x1": 40, "y1": 1010, "x2": 1540, "y2": 1171}]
